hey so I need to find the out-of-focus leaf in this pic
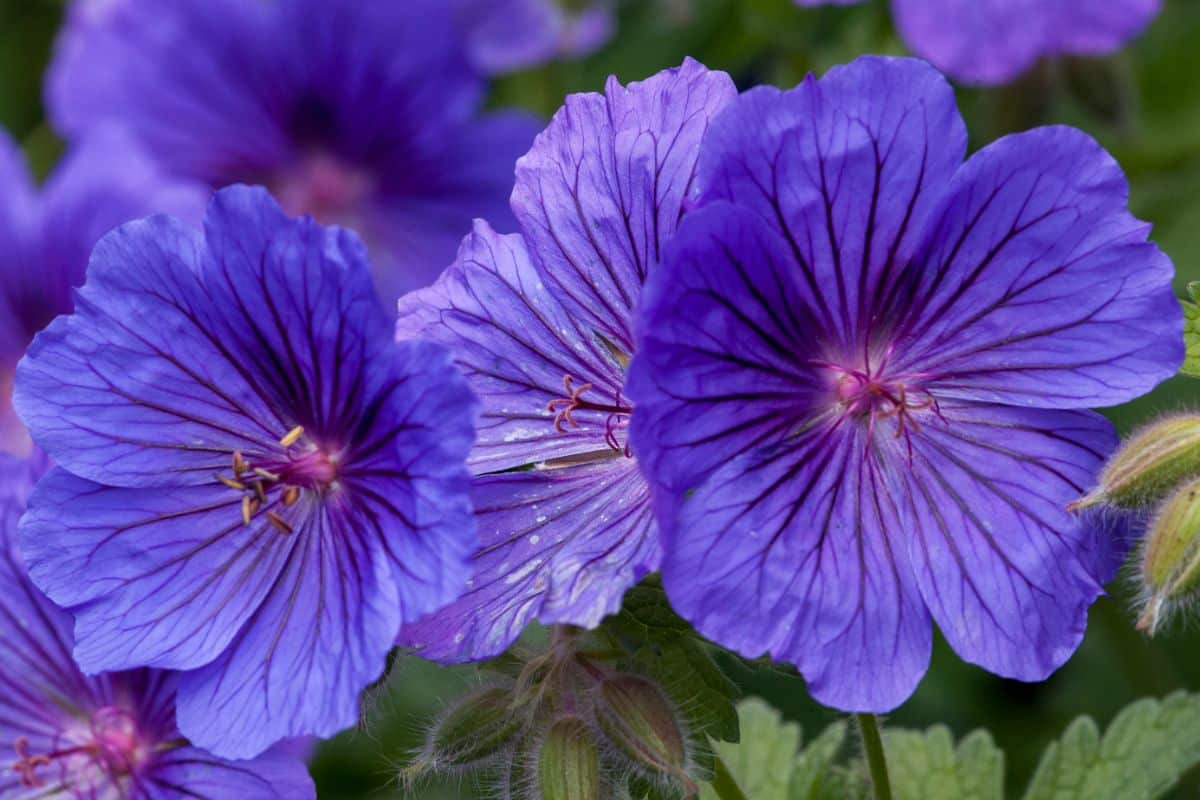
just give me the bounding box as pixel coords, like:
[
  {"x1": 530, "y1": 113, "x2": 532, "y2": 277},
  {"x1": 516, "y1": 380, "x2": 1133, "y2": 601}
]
[
  {"x1": 885, "y1": 727, "x2": 1004, "y2": 800},
  {"x1": 1182, "y1": 290, "x2": 1200, "y2": 378},
  {"x1": 1021, "y1": 692, "x2": 1200, "y2": 800},
  {"x1": 698, "y1": 699, "x2": 865, "y2": 800}
]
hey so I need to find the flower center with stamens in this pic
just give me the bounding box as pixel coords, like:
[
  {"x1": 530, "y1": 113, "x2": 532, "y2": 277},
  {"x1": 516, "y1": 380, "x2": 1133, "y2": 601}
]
[
  {"x1": 215, "y1": 426, "x2": 341, "y2": 534},
  {"x1": 824, "y1": 363, "x2": 942, "y2": 455},
  {"x1": 11, "y1": 707, "x2": 145, "y2": 790},
  {"x1": 546, "y1": 374, "x2": 634, "y2": 457}
]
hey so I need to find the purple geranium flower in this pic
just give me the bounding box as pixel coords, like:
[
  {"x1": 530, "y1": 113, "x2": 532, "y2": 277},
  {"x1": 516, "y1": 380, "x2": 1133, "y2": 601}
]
[
  {"x1": 13, "y1": 186, "x2": 477, "y2": 757},
  {"x1": 47, "y1": 0, "x2": 539, "y2": 306},
  {"x1": 398, "y1": 60, "x2": 736, "y2": 662},
  {"x1": 0, "y1": 453, "x2": 315, "y2": 799},
  {"x1": 795, "y1": 0, "x2": 1161, "y2": 84},
  {"x1": 0, "y1": 126, "x2": 204, "y2": 456},
  {"x1": 627, "y1": 56, "x2": 1183, "y2": 711},
  {"x1": 458, "y1": 0, "x2": 614, "y2": 74}
]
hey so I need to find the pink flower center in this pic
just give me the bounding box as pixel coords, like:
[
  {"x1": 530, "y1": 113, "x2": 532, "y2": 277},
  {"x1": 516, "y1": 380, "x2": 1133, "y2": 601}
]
[
  {"x1": 821, "y1": 360, "x2": 943, "y2": 459},
  {"x1": 213, "y1": 427, "x2": 343, "y2": 535},
  {"x1": 273, "y1": 152, "x2": 373, "y2": 225},
  {"x1": 11, "y1": 707, "x2": 146, "y2": 790}
]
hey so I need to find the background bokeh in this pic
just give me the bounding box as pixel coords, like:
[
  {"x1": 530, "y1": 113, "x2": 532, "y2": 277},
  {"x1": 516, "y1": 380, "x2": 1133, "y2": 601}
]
[{"x1": 2, "y1": 0, "x2": 1197, "y2": 796}]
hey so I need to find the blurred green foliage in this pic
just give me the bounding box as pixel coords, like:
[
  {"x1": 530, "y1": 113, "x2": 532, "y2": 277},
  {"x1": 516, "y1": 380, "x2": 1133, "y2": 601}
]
[{"x1": 2, "y1": 0, "x2": 1198, "y2": 797}]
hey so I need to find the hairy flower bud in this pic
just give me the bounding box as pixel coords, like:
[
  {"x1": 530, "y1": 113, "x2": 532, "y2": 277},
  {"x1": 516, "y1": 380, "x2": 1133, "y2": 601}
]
[
  {"x1": 594, "y1": 675, "x2": 692, "y2": 788},
  {"x1": 536, "y1": 717, "x2": 602, "y2": 800},
  {"x1": 1138, "y1": 477, "x2": 1200, "y2": 635},
  {"x1": 1070, "y1": 414, "x2": 1200, "y2": 510},
  {"x1": 415, "y1": 687, "x2": 522, "y2": 774}
]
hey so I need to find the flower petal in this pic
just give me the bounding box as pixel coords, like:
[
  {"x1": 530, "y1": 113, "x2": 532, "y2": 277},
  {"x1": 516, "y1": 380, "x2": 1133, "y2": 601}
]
[
  {"x1": 175, "y1": 506, "x2": 399, "y2": 759},
  {"x1": 46, "y1": 0, "x2": 285, "y2": 180},
  {"x1": 695, "y1": 55, "x2": 966, "y2": 346},
  {"x1": 348, "y1": 339, "x2": 478, "y2": 623},
  {"x1": 512, "y1": 58, "x2": 736, "y2": 352},
  {"x1": 18, "y1": 469, "x2": 296, "y2": 674},
  {"x1": 902, "y1": 403, "x2": 1123, "y2": 680},
  {"x1": 891, "y1": 0, "x2": 1160, "y2": 86},
  {"x1": 629, "y1": 204, "x2": 822, "y2": 510},
  {"x1": 398, "y1": 220, "x2": 626, "y2": 472},
  {"x1": 37, "y1": 126, "x2": 208, "y2": 309},
  {"x1": 367, "y1": 110, "x2": 539, "y2": 302},
  {"x1": 399, "y1": 459, "x2": 657, "y2": 662},
  {"x1": 143, "y1": 745, "x2": 315, "y2": 800},
  {"x1": 662, "y1": 427, "x2": 931, "y2": 712},
  {"x1": 460, "y1": 0, "x2": 613, "y2": 74},
  {"x1": 14, "y1": 212, "x2": 281, "y2": 486},
  {"x1": 895, "y1": 126, "x2": 1183, "y2": 407}
]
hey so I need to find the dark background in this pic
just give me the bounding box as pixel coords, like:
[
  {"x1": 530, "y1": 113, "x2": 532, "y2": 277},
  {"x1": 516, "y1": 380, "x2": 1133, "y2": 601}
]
[{"x1": 2, "y1": 0, "x2": 1197, "y2": 796}]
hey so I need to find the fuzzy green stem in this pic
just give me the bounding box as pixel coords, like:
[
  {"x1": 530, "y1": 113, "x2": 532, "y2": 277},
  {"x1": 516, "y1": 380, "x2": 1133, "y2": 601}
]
[
  {"x1": 710, "y1": 753, "x2": 749, "y2": 800},
  {"x1": 857, "y1": 714, "x2": 893, "y2": 800}
]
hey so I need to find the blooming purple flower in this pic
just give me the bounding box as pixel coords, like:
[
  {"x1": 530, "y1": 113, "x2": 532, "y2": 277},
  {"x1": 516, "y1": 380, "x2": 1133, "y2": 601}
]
[
  {"x1": 0, "y1": 126, "x2": 205, "y2": 455},
  {"x1": 794, "y1": 0, "x2": 1161, "y2": 85},
  {"x1": 627, "y1": 56, "x2": 1183, "y2": 711},
  {"x1": 0, "y1": 453, "x2": 315, "y2": 799},
  {"x1": 13, "y1": 186, "x2": 477, "y2": 757},
  {"x1": 397, "y1": 60, "x2": 736, "y2": 662},
  {"x1": 458, "y1": 0, "x2": 615, "y2": 74},
  {"x1": 48, "y1": 0, "x2": 539, "y2": 306}
]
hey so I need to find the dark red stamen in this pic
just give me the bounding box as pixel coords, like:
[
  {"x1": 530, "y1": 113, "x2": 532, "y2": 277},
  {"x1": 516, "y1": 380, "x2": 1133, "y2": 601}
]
[
  {"x1": 12, "y1": 708, "x2": 142, "y2": 788},
  {"x1": 825, "y1": 362, "x2": 943, "y2": 461},
  {"x1": 547, "y1": 374, "x2": 634, "y2": 455}
]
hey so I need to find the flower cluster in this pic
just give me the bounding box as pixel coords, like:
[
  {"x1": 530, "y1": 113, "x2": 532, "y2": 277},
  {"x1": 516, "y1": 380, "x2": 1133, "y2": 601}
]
[{"x1": 0, "y1": 0, "x2": 1186, "y2": 796}]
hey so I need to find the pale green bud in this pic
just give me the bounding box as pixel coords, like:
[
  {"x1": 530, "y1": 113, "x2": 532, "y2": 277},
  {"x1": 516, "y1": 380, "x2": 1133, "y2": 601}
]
[
  {"x1": 1070, "y1": 414, "x2": 1200, "y2": 510},
  {"x1": 413, "y1": 686, "x2": 522, "y2": 776},
  {"x1": 537, "y1": 717, "x2": 602, "y2": 800},
  {"x1": 594, "y1": 675, "x2": 692, "y2": 787},
  {"x1": 1138, "y1": 477, "x2": 1200, "y2": 635}
]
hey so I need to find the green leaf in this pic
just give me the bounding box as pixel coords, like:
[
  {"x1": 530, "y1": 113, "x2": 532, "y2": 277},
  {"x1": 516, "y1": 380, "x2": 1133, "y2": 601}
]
[
  {"x1": 1182, "y1": 293, "x2": 1200, "y2": 378},
  {"x1": 884, "y1": 727, "x2": 1003, "y2": 800},
  {"x1": 1022, "y1": 692, "x2": 1200, "y2": 800},
  {"x1": 698, "y1": 699, "x2": 865, "y2": 800}
]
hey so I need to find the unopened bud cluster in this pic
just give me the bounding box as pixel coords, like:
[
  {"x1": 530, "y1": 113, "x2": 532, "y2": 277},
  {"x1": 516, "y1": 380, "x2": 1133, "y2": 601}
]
[
  {"x1": 1070, "y1": 413, "x2": 1200, "y2": 634},
  {"x1": 405, "y1": 628, "x2": 701, "y2": 799}
]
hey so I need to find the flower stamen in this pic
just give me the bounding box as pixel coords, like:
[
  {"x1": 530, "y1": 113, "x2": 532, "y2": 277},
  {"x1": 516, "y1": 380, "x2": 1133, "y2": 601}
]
[{"x1": 546, "y1": 374, "x2": 634, "y2": 455}]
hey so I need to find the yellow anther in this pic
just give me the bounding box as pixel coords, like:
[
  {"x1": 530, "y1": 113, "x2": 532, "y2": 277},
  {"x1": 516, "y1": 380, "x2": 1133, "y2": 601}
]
[
  {"x1": 232, "y1": 451, "x2": 248, "y2": 475},
  {"x1": 282, "y1": 486, "x2": 300, "y2": 506},
  {"x1": 266, "y1": 511, "x2": 294, "y2": 534},
  {"x1": 254, "y1": 481, "x2": 268, "y2": 503},
  {"x1": 254, "y1": 467, "x2": 281, "y2": 482},
  {"x1": 279, "y1": 426, "x2": 305, "y2": 447},
  {"x1": 241, "y1": 495, "x2": 253, "y2": 526},
  {"x1": 215, "y1": 473, "x2": 245, "y2": 491}
]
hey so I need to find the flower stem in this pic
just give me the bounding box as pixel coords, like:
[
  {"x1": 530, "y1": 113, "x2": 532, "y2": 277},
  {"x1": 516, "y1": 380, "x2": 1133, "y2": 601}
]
[
  {"x1": 710, "y1": 753, "x2": 749, "y2": 800},
  {"x1": 857, "y1": 713, "x2": 893, "y2": 800}
]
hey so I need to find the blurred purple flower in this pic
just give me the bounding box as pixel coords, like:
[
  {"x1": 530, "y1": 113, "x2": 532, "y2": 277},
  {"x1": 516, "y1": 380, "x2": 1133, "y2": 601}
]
[
  {"x1": 397, "y1": 60, "x2": 736, "y2": 662},
  {"x1": 48, "y1": 0, "x2": 540, "y2": 306},
  {"x1": 13, "y1": 186, "x2": 477, "y2": 757},
  {"x1": 0, "y1": 453, "x2": 314, "y2": 799},
  {"x1": 0, "y1": 127, "x2": 205, "y2": 456},
  {"x1": 459, "y1": 0, "x2": 614, "y2": 74},
  {"x1": 628, "y1": 56, "x2": 1182, "y2": 711},
  {"x1": 795, "y1": 0, "x2": 1161, "y2": 84}
]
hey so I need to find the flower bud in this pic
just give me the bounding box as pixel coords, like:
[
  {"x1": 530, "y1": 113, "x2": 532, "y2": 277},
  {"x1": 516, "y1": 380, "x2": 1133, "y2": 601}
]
[
  {"x1": 1070, "y1": 414, "x2": 1200, "y2": 510},
  {"x1": 536, "y1": 717, "x2": 602, "y2": 800},
  {"x1": 594, "y1": 675, "x2": 693, "y2": 789},
  {"x1": 416, "y1": 687, "x2": 523, "y2": 773},
  {"x1": 1138, "y1": 477, "x2": 1200, "y2": 635}
]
